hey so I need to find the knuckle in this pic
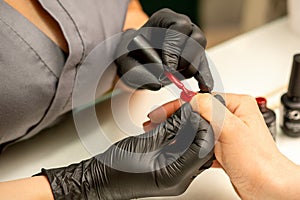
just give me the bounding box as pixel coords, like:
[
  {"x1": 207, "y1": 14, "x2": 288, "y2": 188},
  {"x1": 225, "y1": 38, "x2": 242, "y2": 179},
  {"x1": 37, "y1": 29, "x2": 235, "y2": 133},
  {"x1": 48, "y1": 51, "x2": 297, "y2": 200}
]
[
  {"x1": 153, "y1": 8, "x2": 175, "y2": 19},
  {"x1": 191, "y1": 25, "x2": 207, "y2": 47},
  {"x1": 236, "y1": 94, "x2": 261, "y2": 114},
  {"x1": 152, "y1": 9, "x2": 193, "y2": 34},
  {"x1": 176, "y1": 15, "x2": 192, "y2": 29},
  {"x1": 240, "y1": 94, "x2": 256, "y2": 104},
  {"x1": 159, "y1": 8, "x2": 173, "y2": 13},
  {"x1": 226, "y1": 111, "x2": 237, "y2": 123}
]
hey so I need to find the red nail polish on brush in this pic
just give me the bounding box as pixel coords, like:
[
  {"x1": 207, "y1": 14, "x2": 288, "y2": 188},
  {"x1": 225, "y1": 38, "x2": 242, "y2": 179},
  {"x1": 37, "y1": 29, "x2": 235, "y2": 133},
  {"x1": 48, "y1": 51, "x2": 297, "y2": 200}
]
[
  {"x1": 128, "y1": 34, "x2": 197, "y2": 102},
  {"x1": 164, "y1": 71, "x2": 196, "y2": 102}
]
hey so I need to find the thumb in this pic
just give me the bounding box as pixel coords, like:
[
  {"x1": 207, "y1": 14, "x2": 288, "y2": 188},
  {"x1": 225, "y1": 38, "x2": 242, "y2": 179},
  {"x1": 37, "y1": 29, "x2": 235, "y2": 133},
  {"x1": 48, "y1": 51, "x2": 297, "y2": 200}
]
[{"x1": 190, "y1": 93, "x2": 244, "y2": 143}]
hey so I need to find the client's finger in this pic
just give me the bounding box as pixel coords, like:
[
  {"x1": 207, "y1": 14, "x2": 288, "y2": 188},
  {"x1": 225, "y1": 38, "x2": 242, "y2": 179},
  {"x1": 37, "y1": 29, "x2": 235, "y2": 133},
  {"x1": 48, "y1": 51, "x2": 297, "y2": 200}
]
[
  {"x1": 143, "y1": 120, "x2": 160, "y2": 132},
  {"x1": 211, "y1": 160, "x2": 223, "y2": 168},
  {"x1": 147, "y1": 99, "x2": 182, "y2": 123},
  {"x1": 212, "y1": 93, "x2": 261, "y2": 118},
  {"x1": 190, "y1": 93, "x2": 243, "y2": 143}
]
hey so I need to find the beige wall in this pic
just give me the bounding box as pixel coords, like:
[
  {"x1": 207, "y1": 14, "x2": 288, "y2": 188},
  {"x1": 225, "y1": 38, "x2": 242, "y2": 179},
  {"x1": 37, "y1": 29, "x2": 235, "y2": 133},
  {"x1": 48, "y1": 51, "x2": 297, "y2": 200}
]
[
  {"x1": 200, "y1": 0, "x2": 287, "y2": 47},
  {"x1": 201, "y1": 0, "x2": 243, "y2": 27}
]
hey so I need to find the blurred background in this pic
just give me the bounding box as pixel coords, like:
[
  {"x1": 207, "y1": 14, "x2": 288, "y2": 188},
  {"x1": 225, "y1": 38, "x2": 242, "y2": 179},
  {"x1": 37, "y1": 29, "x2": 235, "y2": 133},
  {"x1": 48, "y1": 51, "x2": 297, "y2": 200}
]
[{"x1": 140, "y1": 0, "x2": 287, "y2": 47}]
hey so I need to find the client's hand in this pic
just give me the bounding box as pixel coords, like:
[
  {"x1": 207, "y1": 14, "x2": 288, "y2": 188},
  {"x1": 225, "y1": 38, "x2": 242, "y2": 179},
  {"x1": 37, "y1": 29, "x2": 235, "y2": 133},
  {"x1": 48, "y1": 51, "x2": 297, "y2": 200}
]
[{"x1": 145, "y1": 93, "x2": 300, "y2": 200}]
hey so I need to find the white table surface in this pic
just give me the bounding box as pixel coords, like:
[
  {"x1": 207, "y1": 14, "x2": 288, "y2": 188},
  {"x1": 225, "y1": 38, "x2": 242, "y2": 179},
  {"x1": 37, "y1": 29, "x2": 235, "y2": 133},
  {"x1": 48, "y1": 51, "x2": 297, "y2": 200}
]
[{"x1": 1, "y1": 17, "x2": 300, "y2": 200}]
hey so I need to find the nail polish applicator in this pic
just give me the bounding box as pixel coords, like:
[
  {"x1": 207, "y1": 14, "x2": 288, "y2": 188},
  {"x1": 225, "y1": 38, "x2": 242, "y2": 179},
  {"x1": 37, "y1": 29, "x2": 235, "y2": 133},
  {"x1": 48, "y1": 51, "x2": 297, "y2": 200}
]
[{"x1": 128, "y1": 34, "x2": 196, "y2": 102}]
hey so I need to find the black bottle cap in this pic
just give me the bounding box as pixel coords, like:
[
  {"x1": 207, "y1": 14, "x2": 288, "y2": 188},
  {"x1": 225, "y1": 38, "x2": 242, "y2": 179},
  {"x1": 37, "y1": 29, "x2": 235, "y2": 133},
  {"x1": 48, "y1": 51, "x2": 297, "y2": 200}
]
[{"x1": 287, "y1": 54, "x2": 300, "y2": 98}]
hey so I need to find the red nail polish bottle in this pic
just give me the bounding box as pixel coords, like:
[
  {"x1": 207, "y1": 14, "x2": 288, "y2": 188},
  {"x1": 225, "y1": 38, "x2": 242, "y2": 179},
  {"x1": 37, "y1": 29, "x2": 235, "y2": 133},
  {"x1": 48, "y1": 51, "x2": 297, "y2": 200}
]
[{"x1": 256, "y1": 97, "x2": 276, "y2": 141}]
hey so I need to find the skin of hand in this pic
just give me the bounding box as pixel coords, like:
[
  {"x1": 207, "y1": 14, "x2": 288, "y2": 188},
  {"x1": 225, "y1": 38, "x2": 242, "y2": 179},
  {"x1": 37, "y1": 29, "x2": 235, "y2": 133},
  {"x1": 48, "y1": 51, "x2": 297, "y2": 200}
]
[{"x1": 144, "y1": 93, "x2": 300, "y2": 200}]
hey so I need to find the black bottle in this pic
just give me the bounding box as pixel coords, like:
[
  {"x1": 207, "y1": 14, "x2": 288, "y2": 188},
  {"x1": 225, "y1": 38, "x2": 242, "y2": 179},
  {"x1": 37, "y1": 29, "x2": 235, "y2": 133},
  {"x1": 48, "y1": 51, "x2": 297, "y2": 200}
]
[
  {"x1": 280, "y1": 54, "x2": 300, "y2": 137},
  {"x1": 256, "y1": 97, "x2": 276, "y2": 141}
]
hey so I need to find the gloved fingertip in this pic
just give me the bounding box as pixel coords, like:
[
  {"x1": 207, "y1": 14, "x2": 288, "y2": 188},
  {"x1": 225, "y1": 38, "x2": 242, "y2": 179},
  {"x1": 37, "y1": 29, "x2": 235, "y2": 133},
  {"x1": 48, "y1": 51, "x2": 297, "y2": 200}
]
[
  {"x1": 214, "y1": 94, "x2": 226, "y2": 106},
  {"x1": 194, "y1": 73, "x2": 214, "y2": 93},
  {"x1": 141, "y1": 83, "x2": 162, "y2": 91},
  {"x1": 198, "y1": 146, "x2": 211, "y2": 159},
  {"x1": 198, "y1": 85, "x2": 211, "y2": 93},
  {"x1": 191, "y1": 23, "x2": 207, "y2": 48},
  {"x1": 199, "y1": 152, "x2": 215, "y2": 170}
]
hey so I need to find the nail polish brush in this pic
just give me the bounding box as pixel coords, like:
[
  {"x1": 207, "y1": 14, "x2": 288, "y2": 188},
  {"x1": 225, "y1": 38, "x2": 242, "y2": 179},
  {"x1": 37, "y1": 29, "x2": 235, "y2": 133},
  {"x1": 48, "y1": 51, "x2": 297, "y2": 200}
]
[{"x1": 128, "y1": 34, "x2": 196, "y2": 102}]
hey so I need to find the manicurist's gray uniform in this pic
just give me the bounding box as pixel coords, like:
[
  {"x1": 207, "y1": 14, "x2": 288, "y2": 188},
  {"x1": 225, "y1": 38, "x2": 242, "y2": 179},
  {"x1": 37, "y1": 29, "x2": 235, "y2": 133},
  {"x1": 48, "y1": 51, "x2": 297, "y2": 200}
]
[{"x1": 0, "y1": 0, "x2": 129, "y2": 149}]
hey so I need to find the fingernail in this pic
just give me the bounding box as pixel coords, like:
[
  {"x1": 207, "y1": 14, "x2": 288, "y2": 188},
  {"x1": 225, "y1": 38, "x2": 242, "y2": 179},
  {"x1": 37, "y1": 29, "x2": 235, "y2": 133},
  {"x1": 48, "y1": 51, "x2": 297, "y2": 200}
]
[
  {"x1": 147, "y1": 106, "x2": 162, "y2": 118},
  {"x1": 143, "y1": 121, "x2": 160, "y2": 132},
  {"x1": 148, "y1": 106, "x2": 166, "y2": 123},
  {"x1": 142, "y1": 120, "x2": 151, "y2": 127}
]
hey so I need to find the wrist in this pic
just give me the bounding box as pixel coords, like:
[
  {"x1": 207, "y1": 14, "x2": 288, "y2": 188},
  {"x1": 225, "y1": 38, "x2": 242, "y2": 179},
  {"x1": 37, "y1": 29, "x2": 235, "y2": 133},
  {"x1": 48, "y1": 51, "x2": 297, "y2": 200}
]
[
  {"x1": 257, "y1": 153, "x2": 300, "y2": 200},
  {"x1": 0, "y1": 176, "x2": 54, "y2": 200},
  {"x1": 275, "y1": 159, "x2": 300, "y2": 199}
]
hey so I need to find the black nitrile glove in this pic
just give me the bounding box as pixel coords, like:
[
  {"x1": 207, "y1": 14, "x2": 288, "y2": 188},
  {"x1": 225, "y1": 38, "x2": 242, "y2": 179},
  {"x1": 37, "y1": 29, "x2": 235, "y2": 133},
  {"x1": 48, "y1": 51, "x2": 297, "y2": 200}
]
[
  {"x1": 39, "y1": 103, "x2": 214, "y2": 200},
  {"x1": 115, "y1": 8, "x2": 213, "y2": 92}
]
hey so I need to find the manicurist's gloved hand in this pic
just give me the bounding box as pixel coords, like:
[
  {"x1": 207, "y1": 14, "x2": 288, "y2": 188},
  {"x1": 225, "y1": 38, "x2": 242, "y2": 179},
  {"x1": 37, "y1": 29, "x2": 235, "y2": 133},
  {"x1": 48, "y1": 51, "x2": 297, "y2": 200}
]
[
  {"x1": 39, "y1": 103, "x2": 214, "y2": 200},
  {"x1": 115, "y1": 8, "x2": 213, "y2": 92}
]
